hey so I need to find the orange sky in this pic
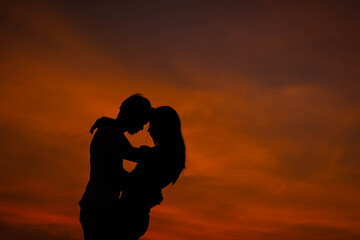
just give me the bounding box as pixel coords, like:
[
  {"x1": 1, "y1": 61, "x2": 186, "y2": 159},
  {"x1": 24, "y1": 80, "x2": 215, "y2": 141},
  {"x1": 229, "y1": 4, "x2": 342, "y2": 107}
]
[{"x1": 1, "y1": 1, "x2": 360, "y2": 239}]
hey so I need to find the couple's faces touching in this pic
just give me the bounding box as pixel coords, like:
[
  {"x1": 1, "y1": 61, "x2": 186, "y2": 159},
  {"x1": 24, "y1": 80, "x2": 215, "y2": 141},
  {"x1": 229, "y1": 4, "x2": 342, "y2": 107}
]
[
  {"x1": 126, "y1": 117, "x2": 148, "y2": 135},
  {"x1": 126, "y1": 116, "x2": 157, "y2": 145}
]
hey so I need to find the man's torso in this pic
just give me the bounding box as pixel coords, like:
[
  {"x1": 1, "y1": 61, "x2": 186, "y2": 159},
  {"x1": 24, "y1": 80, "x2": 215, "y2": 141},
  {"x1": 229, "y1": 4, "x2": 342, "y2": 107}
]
[{"x1": 80, "y1": 125, "x2": 131, "y2": 206}]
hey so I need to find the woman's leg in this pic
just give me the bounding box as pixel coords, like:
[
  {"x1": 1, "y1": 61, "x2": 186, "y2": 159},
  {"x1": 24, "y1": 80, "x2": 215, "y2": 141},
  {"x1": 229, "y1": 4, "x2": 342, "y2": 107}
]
[{"x1": 116, "y1": 203, "x2": 150, "y2": 240}]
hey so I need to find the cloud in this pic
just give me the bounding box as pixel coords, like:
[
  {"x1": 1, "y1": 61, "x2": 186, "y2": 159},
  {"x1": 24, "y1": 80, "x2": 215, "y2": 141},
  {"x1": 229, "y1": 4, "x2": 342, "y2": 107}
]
[
  {"x1": 243, "y1": 223, "x2": 360, "y2": 240},
  {"x1": 0, "y1": 220, "x2": 79, "y2": 240}
]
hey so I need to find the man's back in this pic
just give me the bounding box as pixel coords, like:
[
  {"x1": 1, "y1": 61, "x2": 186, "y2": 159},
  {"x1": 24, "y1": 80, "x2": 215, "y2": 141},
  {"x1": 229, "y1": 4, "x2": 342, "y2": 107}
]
[{"x1": 80, "y1": 125, "x2": 131, "y2": 207}]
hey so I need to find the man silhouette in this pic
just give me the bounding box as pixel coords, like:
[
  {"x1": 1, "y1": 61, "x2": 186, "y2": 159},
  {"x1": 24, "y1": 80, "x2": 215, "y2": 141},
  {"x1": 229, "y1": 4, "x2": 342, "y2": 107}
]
[{"x1": 79, "y1": 94, "x2": 151, "y2": 240}]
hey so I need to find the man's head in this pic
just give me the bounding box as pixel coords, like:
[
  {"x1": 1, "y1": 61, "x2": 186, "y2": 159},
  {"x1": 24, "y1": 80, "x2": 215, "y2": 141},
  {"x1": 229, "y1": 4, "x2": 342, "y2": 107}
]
[{"x1": 117, "y1": 94, "x2": 151, "y2": 135}]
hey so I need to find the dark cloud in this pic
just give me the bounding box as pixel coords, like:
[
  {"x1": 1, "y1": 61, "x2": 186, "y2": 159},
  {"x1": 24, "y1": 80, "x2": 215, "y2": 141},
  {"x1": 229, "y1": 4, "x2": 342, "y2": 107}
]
[
  {"x1": 245, "y1": 223, "x2": 360, "y2": 240},
  {"x1": 36, "y1": 0, "x2": 360, "y2": 92},
  {"x1": 0, "y1": 220, "x2": 79, "y2": 240}
]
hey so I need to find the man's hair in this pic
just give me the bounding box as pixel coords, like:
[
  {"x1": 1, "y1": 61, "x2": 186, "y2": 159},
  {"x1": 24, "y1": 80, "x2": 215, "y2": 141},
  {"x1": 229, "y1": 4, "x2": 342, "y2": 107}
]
[{"x1": 119, "y1": 93, "x2": 151, "y2": 119}]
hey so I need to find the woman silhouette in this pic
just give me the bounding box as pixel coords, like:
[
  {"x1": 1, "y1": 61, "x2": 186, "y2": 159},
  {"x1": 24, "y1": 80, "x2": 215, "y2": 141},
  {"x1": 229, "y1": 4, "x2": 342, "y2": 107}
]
[{"x1": 92, "y1": 106, "x2": 185, "y2": 239}]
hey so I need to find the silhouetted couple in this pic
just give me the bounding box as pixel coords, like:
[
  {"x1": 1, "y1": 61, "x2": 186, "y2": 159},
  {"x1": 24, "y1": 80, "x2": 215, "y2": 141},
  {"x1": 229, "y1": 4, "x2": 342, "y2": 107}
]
[{"x1": 79, "y1": 94, "x2": 185, "y2": 240}]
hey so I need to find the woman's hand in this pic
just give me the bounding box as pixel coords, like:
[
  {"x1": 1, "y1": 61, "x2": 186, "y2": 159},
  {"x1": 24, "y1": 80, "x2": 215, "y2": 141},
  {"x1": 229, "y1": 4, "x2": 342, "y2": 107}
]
[{"x1": 90, "y1": 116, "x2": 115, "y2": 134}]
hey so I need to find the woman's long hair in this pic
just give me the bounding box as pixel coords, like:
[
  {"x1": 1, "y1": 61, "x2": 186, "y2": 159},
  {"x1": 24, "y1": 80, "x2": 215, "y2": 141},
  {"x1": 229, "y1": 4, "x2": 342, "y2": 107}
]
[{"x1": 150, "y1": 106, "x2": 185, "y2": 184}]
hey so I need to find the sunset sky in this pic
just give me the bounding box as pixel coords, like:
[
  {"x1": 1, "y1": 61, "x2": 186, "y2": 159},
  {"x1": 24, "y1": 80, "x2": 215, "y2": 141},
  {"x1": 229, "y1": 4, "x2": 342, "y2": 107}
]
[{"x1": 1, "y1": 1, "x2": 360, "y2": 239}]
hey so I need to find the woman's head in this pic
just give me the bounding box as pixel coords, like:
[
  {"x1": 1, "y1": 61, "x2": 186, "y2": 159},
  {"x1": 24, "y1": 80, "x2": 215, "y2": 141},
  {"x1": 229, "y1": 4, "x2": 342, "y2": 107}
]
[
  {"x1": 149, "y1": 106, "x2": 185, "y2": 184},
  {"x1": 148, "y1": 106, "x2": 181, "y2": 144}
]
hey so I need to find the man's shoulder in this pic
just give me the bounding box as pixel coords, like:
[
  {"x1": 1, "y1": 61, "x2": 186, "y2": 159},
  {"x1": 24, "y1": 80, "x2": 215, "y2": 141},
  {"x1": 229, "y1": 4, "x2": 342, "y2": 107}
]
[
  {"x1": 95, "y1": 124, "x2": 122, "y2": 135},
  {"x1": 93, "y1": 125, "x2": 128, "y2": 146},
  {"x1": 93, "y1": 125, "x2": 120, "y2": 140},
  {"x1": 96, "y1": 124, "x2": 114, "y2": 132}
]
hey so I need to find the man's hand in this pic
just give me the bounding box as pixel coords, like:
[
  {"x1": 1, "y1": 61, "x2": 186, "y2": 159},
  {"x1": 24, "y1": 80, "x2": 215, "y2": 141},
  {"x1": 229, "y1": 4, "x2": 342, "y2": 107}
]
[{"x1": 90, "y1": 116, "x2": 115, "y2": 134}]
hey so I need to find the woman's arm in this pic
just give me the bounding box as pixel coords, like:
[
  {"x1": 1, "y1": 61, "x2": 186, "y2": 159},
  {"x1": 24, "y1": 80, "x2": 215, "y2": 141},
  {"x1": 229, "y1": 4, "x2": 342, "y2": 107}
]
[
  {"x1": 124, "y1": 145, "x2": 159, "y2": 163},
  {"x1": 90, "y1": 117, "x2": 115, "y2": 134}
]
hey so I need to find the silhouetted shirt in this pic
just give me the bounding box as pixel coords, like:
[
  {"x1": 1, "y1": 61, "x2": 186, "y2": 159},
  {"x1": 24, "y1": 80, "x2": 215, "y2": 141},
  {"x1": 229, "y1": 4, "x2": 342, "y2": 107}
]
[{"x1": 80, "y1": 125, "x2": 131, "y2": 207}]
